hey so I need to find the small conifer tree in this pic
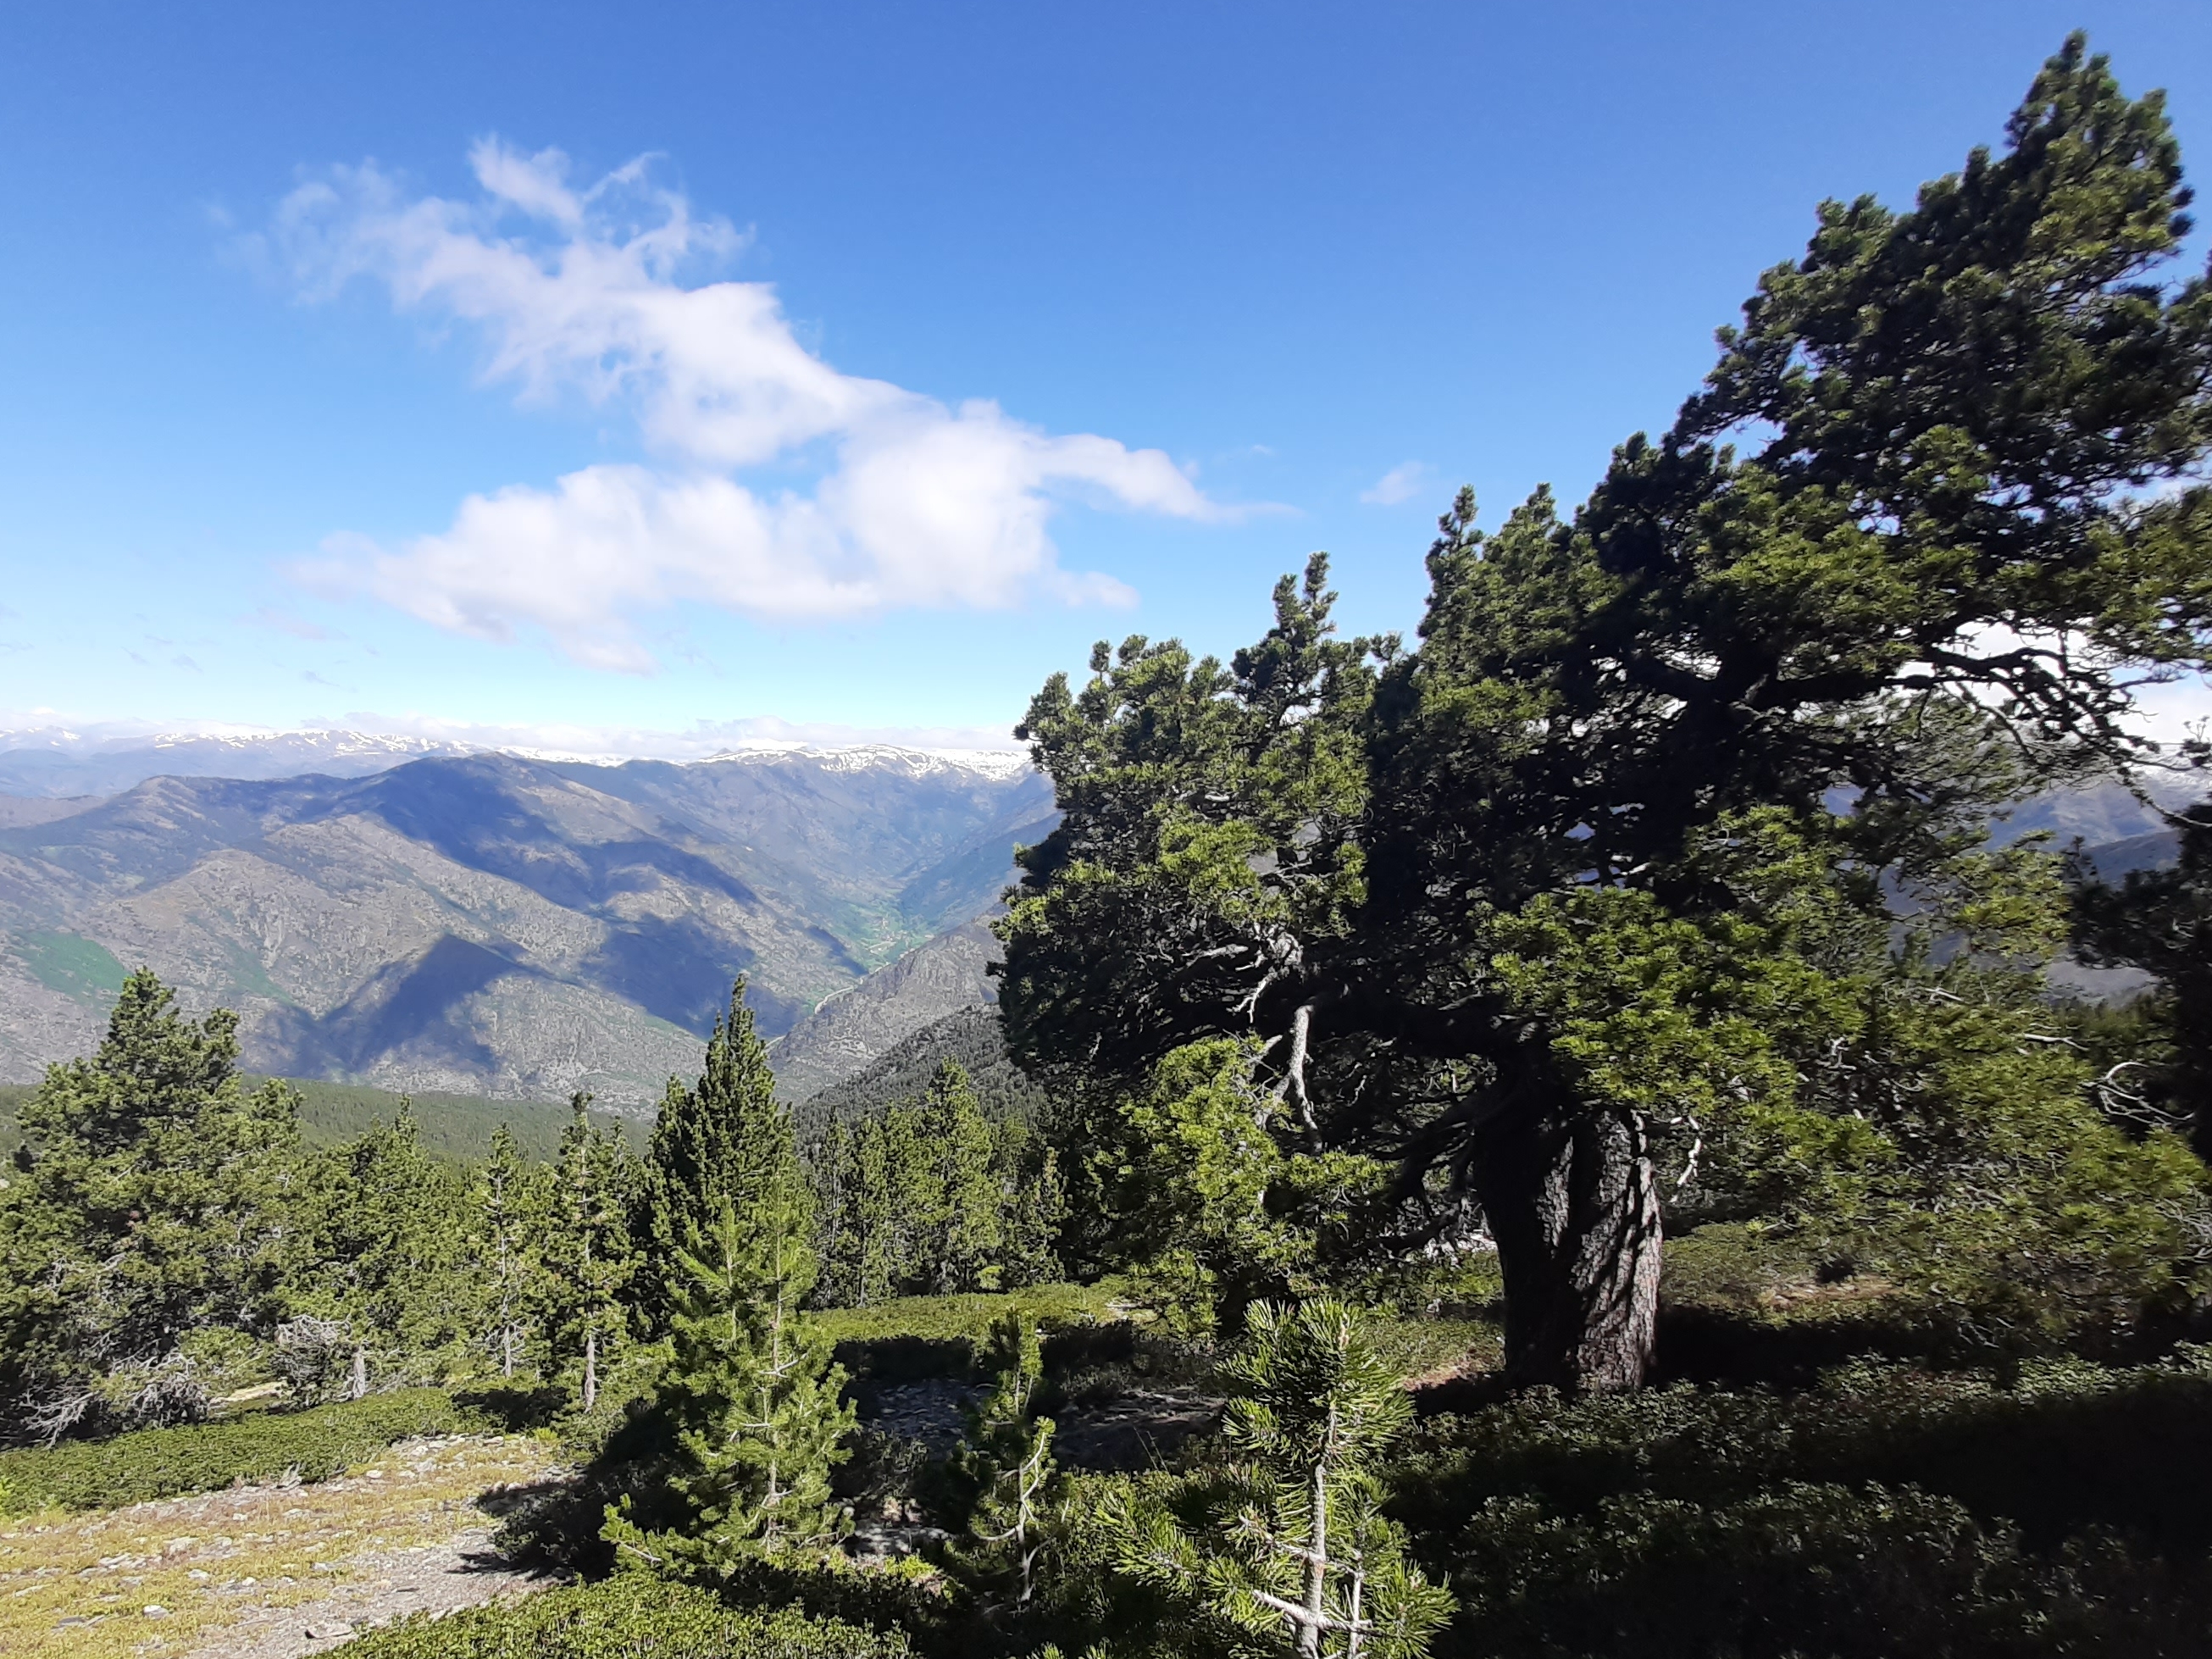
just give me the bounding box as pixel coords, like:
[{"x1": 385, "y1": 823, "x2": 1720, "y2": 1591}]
[
  {"x1": 546, "y1": 1094, "x2": 639, "y2": 1410},
  {"x1": 1, "y1": 969, "x2": 298, "y2": 1436},
  {"x1": 643, "y1": 979, "x2": 812, "y2": 1327},
  {"x1": 918, "y1": 1063, "x2": 1004, "y2": 1293},
  {"x1": 286, "y1": 1100, "x2": 466, "y2": 1401},
  {"x1": 1104, "y1": 1299, "x2": 1454, "y2": 1659},
  {"x1": 474, "y1": 1124, "x2": 546, "y2": 1379},
  {"x1": 951, "y1": 1314, "x2": 1060, "y2": 1609},
  {"x1": 606, "y1": 1194, "x2": 855, "y2": 1573}
]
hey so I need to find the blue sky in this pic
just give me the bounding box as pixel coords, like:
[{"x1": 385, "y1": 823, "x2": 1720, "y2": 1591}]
[{"x1": 1, "y1": 2, "x2": 2207, "y2": 755}]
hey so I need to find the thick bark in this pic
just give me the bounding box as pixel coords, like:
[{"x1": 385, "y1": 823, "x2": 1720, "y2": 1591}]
[
  {"x1": 350, "y1": 1344, "x2": 369, "y2": 1401},
  {"x1": 1470, "y1": 1103, "x2": 1661, "y2": 1392}
]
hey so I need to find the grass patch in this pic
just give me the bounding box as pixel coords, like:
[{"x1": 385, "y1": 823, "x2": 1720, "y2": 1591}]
[
  {"x1": 0, "y1": 1390, "x2": 473, "y2": 1513},
  {"x1": 1364, "y1": 1312, "x2": 1503, "y2": 1385},
  {"x1": 346, "y1": 1573, "x2": 911, "y2": 1659},
  {"x1": 11, "y1": 930, "x2": 126, "y2": 1006}
]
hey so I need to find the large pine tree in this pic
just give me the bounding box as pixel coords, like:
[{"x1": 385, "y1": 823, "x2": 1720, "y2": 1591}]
[{"x1": 1000, "y1": 35, "x2": 2212, "y2": 1391}]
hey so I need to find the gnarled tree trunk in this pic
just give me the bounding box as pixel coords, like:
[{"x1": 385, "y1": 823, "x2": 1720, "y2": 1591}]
[{"x1": 1470, "y1": 1104, "x2": 1660, "y2": 1391}]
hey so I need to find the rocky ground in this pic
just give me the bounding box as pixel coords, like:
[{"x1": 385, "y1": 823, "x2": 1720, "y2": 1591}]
[
  {"x1": 857, "y1": 1377, "x2": 1223, "y2": 1469},
  {"x1": 187, "y1": 1523, "x2": 545, "y2": 1659},
  {"x1": 0, "y1": 1434, "x2": 560, "y2": 1659}
]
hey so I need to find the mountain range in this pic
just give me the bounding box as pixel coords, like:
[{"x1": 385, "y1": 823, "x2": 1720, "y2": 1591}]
[
  {"x1": 0, "y1": 729, "x2": 471, "y2": 797},
  {"x1": 0, "y1": 741, "x2": 1053, "y2": 1107},
  {"x1": 0, "y1": 730, "x2": 2199, "y2": 1115}
]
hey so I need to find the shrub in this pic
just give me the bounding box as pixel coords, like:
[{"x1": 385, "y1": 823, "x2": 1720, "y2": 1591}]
[
  {"x1": 344, "y1": 1573, "x2": 912, "y2": 1658},
  {"x1": 1447, "y1": 1481, "x2": 2212, "y2": 1658},
  {"x1": 813, "y1": 1284, "x2": 1119, "y2": 1351},
  {"x1": 0, "y1": 1387, "x2": 467, "y2": 1511},
  {"x1": 1394, "y1": 1351, "x2": 2212, "y2": 1657}
]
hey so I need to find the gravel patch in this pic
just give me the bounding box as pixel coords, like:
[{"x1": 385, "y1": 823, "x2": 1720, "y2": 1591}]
[{"x1": 185, "y1": 1525, "x2": 552, "y2": 1657}]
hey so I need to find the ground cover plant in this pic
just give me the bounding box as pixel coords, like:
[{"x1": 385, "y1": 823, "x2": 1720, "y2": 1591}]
[
  {"x1": 1394, "y1": 1351, "x2": 2212, "y2": 1658},
  {"x1": 0, "y1": 1390, "x2": 471, "y2": 1512},
  {"x1": 0, "y1": 1429, "x2": 556, "y2": 1659},
  {"x1": 344, "y1": 1573, "x2": 913, "y2": 1659}
]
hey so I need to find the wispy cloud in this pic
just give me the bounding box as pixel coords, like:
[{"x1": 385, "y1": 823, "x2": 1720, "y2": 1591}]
[
  {"x1": 263, "y1": 141, "x2": 1235, "y2": 673},
  {"x1": 1360, "y1": 461, "x2": 1429, "y2": 507},
  {"x1": 249, "y1": 607, "x2": 341, "y2": 641}
]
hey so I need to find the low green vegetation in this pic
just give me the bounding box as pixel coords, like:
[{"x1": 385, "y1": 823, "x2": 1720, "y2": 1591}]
[
  {"x1": 345, "y1": 1574, "x2": 912, "y2": 1659},
  {"x1": 11, "y1": 929, "x2": 127, "y2": 1005},
  {"x1": 0, "y1": 1074, "x2": 635, "y2": 1163},
  {"x1": 814, "y1": 1283, "x2": 1122, "y2": 1350},
  {"x1": 0, "y1": 1388, "x2": 468, "y2": 1512}
]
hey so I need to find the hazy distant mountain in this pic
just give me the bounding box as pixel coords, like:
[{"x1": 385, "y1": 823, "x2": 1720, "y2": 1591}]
[
  {"x1": 5, "y1": 741, "x2": 2198, "y2": 1110},
  {"x1": 0, "y1": 746, "x2": 1052, "y2": 1107},
  {"x1": 1989, "y1": 774, "x2": 2202, "y2": 850},
  {"x1": 0, "y1": 729, "x2": 472, "y2": 796}
]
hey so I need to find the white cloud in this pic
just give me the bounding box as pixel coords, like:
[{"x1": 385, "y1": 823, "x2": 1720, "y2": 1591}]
[
  {"x1": 1360, "y1": 461, "x2": 1429, "y2": 507},
  {"x1": 264, "y1": 141, "x2": 1225, "y2": 669}
]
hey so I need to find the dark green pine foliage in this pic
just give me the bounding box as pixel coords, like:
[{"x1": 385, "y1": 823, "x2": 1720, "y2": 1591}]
[
  {"x1": 813, "y1": 1061, "x2": 1063, "y2": 1305},
  {"x1": 605, "y1": 1195, "x2": 855, "y2": 1573},
  {"x1": 1001, "y1": 36, "x2": 2212, "y2": 1392},
  {"x1": 544, "y1": 1094, "x2": 640, "y2": 1411},
  {"x1": 0, "y1": 969, "x2": 298, "y2": 1439},
  {"x1": 2074, "y1": 802, "x2": 2212, "y2": 1159},
  {"x1": 472, "y1": 1123, "x2": 548, "y2": 1379},
  {"x1": 284, "y1": 1101, "x2": 468, "y2": 1401},
  {"x1": 948, "y1": 1315, "x2": 1061, "y2": 1612},
  {"x1": 643, "y1": 979, "x2": 812, "y2": 1328}
]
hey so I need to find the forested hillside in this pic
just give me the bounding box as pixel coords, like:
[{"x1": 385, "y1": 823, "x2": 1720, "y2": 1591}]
[{"x1": 10, "y1": 35, "x2": 2212, "y2": 1659}]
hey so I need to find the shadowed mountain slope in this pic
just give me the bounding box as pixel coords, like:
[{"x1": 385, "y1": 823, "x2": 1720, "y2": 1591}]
[
  {"x1": 0, "y1": 748, "x2": 1051, "y2": 1107},
  {"x1": 768, "y1": 917, "x2": 1004, "y2": 1104},
  {"x1": 796, "y1": 1004, "x2": 1050, "y2": 1139}
]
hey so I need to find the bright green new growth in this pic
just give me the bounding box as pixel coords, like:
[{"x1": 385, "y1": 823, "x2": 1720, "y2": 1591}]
[
  {"x1": 607, "y1": 1196, "x2": 856, "y2": 1573},
  {"x1": 1106, "y1": 1300, "x2": 1453, "y2": 1659}
]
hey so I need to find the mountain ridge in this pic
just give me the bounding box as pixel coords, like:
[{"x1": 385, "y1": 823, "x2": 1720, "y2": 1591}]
[{"x1": 0, "y1": 746, "x2": 1053, "y2": 1106}]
